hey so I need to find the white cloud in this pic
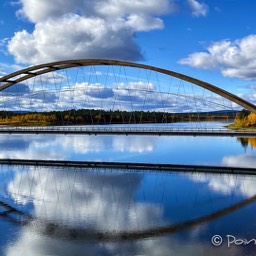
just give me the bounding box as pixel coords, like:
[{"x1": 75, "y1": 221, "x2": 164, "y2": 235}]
[
  {"x1": 8, "y1": 15, "x2": 142, "y2": 64},
  {"x1": 0, "y1": 76, "x2": 237, "y2": 113},
  {"x1": 179, "y1": 35, "x2": 256, "y2": 80},
  {"x1": 186, "y1": 0, "x2": 208, "y2": 17},
  {"x1": 8, "y1": 0, "x2": 176, "y2": 65},
  {"x1": 179, "y1": 52, "x2": 217, "y2": 69},
  {"x1": 17, "y1": 0, "x2": 175, "y2": 23},
  {"x1": 126, "y1": 14, "x2": 164, "y2": 31},
  {"x1": 0, "y1": 71, "x2": 6, "y2": 77}
]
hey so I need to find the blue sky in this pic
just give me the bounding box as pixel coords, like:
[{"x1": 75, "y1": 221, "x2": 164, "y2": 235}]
[{"x1": 0, "y1": 0, "x2": 256, "y2": 111}]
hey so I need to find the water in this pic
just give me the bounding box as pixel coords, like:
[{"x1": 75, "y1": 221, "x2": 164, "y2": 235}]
[{"x1": 0, "y1": 122, "x2": 256, "y2": 255}]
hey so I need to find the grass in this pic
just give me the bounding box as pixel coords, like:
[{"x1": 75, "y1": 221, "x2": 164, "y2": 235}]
[{"x1": 225, "y1": 123, "x2": 256, "y2": 130}]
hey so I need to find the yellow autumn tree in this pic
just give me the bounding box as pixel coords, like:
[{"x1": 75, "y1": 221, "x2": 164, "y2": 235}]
[{"x1": 247, "y1": 112, "x2": 256, "y2": 127}]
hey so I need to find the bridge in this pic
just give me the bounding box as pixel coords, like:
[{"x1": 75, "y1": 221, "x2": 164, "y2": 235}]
[
  {"x1": 0, "y1": 60, "x2": 256, "y2": 246},
  {"x1": 0, "y1": 59, "x2": 255, "y2": 170},
  {"x1": 0, "y1": 125, "x2": 255, "y2": 136},
  {"x1": 1, "y1": 59, "x2": 256, "y2": 113},
  {"x1": 0, "y1": 59, "x2": 255, "y2": 133}
]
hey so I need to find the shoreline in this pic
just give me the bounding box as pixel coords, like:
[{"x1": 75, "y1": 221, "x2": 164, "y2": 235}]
[{"x1": 225, "y1": 123, "x2": 256, "y2": 131}]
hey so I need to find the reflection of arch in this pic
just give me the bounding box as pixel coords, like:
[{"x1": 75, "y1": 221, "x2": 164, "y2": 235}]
[
  {"x1": 0, "y1": 59, "x2": 256, "y2": 113},
  {"x1": 0, "y1": 201, "x2": 32, "y2": 225},
  {"x1": 1, "y1": 193, "x2": 256, "y2": 241}
]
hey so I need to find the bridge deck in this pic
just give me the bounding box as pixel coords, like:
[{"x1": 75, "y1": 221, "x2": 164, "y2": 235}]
[
  {"x1": 1, "y1": 159, "x2": 256, "y2": 175},
  {"x1": 0, "y1": 126, "x2": 256, "y2": 136}
]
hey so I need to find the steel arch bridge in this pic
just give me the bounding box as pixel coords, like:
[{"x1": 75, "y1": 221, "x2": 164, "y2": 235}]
[{"x1": 0, "y1": 59, "x2": 256, "y2": 113}]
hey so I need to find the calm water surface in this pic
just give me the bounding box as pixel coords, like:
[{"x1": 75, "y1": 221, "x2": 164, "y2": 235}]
[{"x1": 0, "y1": 122, "x2": 256, "y2": 256}]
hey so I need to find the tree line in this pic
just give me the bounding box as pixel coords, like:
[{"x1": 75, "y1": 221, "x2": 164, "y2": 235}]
[{"x1": 0, "y1": 109, "x2": 235, "y2": 126}]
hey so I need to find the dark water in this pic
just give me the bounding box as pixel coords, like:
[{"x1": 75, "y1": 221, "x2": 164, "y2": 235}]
[{"x1": 0, "y1": 122, "x2": 256, "y2": 255}]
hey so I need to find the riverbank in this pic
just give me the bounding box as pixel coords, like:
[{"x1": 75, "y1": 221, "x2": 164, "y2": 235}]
[{"x1": 225, "y1": 123, "x2": 256, "y2": 130}]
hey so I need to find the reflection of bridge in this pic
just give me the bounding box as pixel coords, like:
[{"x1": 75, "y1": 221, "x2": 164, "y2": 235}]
[
  {"x1": 1, "y1": 169, "x2": 256, "y2": 241},
  {"x1": 1, "y1": 159, "x2": 256, "y2": 175},
  {"x1": 0, "y1": 126, "x2": 256, "y2": 136}
]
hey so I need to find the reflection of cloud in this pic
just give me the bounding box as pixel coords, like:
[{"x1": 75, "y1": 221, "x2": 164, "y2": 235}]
[
  {"x1": 8, "y1": 168, "x2": 164, "y2": 231},
  {"x1": 0, "y1": 135, "x2": 63, "y2": 160},
  {"x1": 6, "y1": 167, "x2": 242, "y2": 256},
  {"x1": 190, "y1": 171, "x2": 256, "y2": 197},
  {"x1": 0, "y1": 134, "x2": 158, "y2": 160},
  {"x1": 113, "y1": 136, "x2": 155, "y2": 153},
  {"x1": 222, "y1": 154, "x2": 256, "y2": 168}
]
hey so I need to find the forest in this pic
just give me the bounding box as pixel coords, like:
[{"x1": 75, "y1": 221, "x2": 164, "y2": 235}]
[
  {"x1": 0, "y1": 108, "x2": 236, "y2": 126},
  {"x1": 230, "y1": 110, "x2": 256, "y2": 129}
]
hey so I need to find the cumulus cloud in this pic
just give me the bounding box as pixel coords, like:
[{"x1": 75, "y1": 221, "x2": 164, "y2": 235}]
[
  {"x1": 186, "y1": 0, "x2": 208, "y2": 17},
  {"x1": 0, "y1": 75, "x2": 237, "y2": 113},
  {"x1": 179, "y1": 35, "x2": 256, "y2": 80},
  {"x1": 8, "y1": 0, "x2": 177, "y2": 65},
  {"x1": 83, "y1": 83, "x2": 115, "y2": 99}
]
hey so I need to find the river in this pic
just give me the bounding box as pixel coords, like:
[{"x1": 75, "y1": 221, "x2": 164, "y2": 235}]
[{"x1": 0, "y1": 122, "x2": 255, "y2": 255}]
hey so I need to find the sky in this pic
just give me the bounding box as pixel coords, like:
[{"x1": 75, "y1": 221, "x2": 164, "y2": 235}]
[{"x1": 0, "y1": 0, "x2": 256, "y2": 111}]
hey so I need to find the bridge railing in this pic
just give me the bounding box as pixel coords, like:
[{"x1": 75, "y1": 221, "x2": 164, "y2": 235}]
[{"x1": 0, "y1": 125, "x2": 255, "y2": 134}]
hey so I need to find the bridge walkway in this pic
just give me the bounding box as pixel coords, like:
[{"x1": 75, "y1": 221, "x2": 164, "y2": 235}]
[{"x1": 0, "y1": 126, "x2": 256, "y2": 136}]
